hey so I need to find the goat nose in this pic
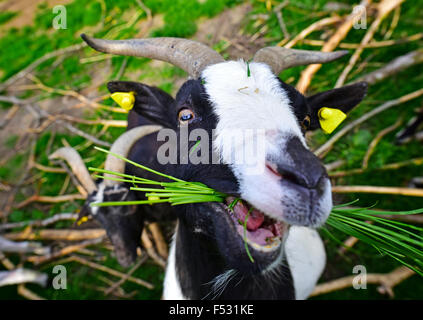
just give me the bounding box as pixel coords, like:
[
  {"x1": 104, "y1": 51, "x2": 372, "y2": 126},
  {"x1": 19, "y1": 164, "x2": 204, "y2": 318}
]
[{"x1": 272, "y1": 136, "x2": 327, "y2": 189}]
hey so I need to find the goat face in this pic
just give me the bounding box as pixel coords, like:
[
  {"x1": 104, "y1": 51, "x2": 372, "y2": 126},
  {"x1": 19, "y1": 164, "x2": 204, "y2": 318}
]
[{"x1": 108, "y1": 62, "x2": 367, "y2": 274}]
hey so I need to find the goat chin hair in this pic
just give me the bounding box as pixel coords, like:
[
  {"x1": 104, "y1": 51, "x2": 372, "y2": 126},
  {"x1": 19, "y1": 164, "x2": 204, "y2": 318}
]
[{"x1": 202, "y1": 269, "x2": 238, "y2": 300}]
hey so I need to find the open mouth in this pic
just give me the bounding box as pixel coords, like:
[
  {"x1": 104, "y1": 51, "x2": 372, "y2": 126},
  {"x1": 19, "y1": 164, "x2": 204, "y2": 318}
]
[{"x1": 223, "y1": 197, "x2": 288, "y2": 252}]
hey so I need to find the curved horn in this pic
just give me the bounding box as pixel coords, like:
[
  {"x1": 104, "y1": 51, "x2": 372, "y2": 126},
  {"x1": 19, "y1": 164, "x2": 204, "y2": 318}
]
[
  {"x1": 81, "y1": 34, "x2": 224, "y2": 79},
  {"x1": 253, "y1": 47, "x2": 349, "y2": 75},
  {"x1": 49, "y1": 147, "x2": 97, "y2": 194},
  {"x1": 104, "y1": 125, "x2": 162, "y2": 186}
]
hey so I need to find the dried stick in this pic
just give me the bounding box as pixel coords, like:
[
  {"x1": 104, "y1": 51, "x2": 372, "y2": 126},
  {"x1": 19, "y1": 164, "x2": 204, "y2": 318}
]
[
  {"x1": 296, "y1": 0, "x2": 371, "y2": 93},
  {"x1": 311, "y1": 266, "x2": 415, "y2": 297},
  {"x1": 314, "y1": 88, "x2": 423, "y2": 157},
  {"x1": 96, "y1": 275, "x2": 133, "y2": 298},
  {"x1": 57, "y1": 114, "x2": 127, "y2": 128},
  {"x1": 301, "y1": 33, "x2": 423, "y2": 49},
  {"x1": 337, "y1": 219, "x2": 373, "y2": 255},
  {"x1": 362, "y1": 118, "x2": 402, "y2": 169},
  {"x1": 330, "y1": 157, "x2": 423, "y2": 178},
  {"x1": 0, "y1": 251, "x2": 15, "y2": 270},
  {"x1": 17, "y1": 284, "x2": 46, "y2": 300},
  {"x1": 0, "y1": 213, "x2": 78, "y2": 231},
  {"x1": 332, "y1": 185, "x2": 423, "y2": 197},
  {"x1": 4, "y1": 229, "x2": 106, "y2": 241},
  {"x1": 33, "y1": 162, "x2": 66, "y2": 173},
  {"x1": 70, "y1": 255, "x2": 154, "y2": 289},
  {"x1": 104, "y1": 254, "x2": 148, "y2": 295},
  {"x1": 55, "y1": 160, "x2": 88, "y2": 197},
  {"x1": 0, "y1": 43, "x2": 86, "y2": 91},
  {"x1": 383, "y1": 5, "x2": 400, "y2": 40},
  {"x1": 283, "y1": 16, "x2": 341, "y2": 48},
  {"x1": 27, "y1": 237, "x2": 104, "y2": 265},
  {"x1": 59, "y1": 120, "x2": 111, "y2": 147},
  {"x1": 148, "y1": 223, "x2": 168, "y2": 259},
  {"x1": 24, "y1": 100, "x2": 112, "y2": 147},
  {"x1": 335, "y1": 0, "x2": 405, "y2": 87},
  {"x1": 135, "y1": 0, "x2": 154, "y2": 38},
  {"x1": 15, "y1": 193, "x2": 86, "y2": 209},
  {"x1": 353, "y1": 49, "x2": 423, "y2": 85},
  {"x1": 325, "y1": 160, "x2": 346, "y2": 172},
  {"x1": 0, "y1": 268, "x2": 48, "y2": 287},
  {"x1": 0, "y1": 236, "x2": 50, "y2": 255},
  {"x1": 378, "y1": 214, "x2": 423, "y2": 224},
  {"x1": 0, "y1": 141, "x2": 36, "y2": 220},
  {"x1": 141, "y1": 228, "x2": 166, "y2": 268},
  {"x1": 25, "y1": 75, "x2": 126, "y2": 114},
  {"x1": 274, "y1": 1, "x2": 290, "y2": 40},
  {"x1": 0, "y1": 105, "x2": 19, "y2": 129},
  {"x1": 338, "y1": 236, "x2": 360, "y2": 255}
]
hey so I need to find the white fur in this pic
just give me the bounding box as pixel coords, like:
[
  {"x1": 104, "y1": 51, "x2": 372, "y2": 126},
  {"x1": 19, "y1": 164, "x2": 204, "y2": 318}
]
[
  {"x1": 163, "y1": 226, "x2": 186, "y2": 300},
  {"x1": 202, "y1": 60, "x2": 304, "y2": 149},
  {"x1": 284, "y1": 226, "x2": 326, "y2": 300}
]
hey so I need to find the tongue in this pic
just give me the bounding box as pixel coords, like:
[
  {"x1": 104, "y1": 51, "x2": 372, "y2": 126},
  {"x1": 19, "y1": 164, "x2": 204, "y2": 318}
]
[
  {"x1": 236, "y1": 225, "x2": 274, "y2": 246},
  {"x1": 233, "y1": 201, "x2": 265, "y2": 231}
]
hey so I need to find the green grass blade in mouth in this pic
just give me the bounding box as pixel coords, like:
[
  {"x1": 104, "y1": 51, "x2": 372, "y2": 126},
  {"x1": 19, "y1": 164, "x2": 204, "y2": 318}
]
[{"x1": 244, "y1": 207, "x2": 255, "y2": 263}]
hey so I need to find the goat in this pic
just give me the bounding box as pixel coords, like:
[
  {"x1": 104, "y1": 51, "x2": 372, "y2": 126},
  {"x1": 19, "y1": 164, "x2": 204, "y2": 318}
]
[{"x1": 62, "y1": 34, "x2": 368, "y2": 300}]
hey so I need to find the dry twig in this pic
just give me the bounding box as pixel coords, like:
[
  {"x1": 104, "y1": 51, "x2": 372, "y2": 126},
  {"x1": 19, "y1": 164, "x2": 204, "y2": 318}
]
[
  {"x1": 0, "y1": 213, "x2": 78, "y2": 231},
  {"x1": 353, "y1": 48, "x2": 423, "y2": 85},
  {"x1": 283, "y1": 16, "x2": 342, "y2": 48},
  {"x1": 301, "y1": 33, "x2": 423, "y2": 49},
  {"x1": 362, "y1": 117, "x2": 402, "y2": 169},
  {"x1": 69, "y1": 255, "x2": 154, "y2": 289},
  {"x1": 332, "y1": 185, "x2": 423, "y2": 197},
  {"x1": 335, "y1": 0, "x2": 405, "y2": 87},
  {"x1": 4, "y1": 228, "x2": 106, "y2": 241},
  {"x1": 0, "y1": 43, "x2": 86, "y2": 92},
  {"x1": 296, "y1": 0, "x2": 371, "y2": 93},
  {"x1": 104, "y1": 254, "x2": 148, "y2": 295},
  {"x1": 330, "y1": 157, "x2": 423, "y2": 178},
  {"x1": 27, "y1": 237, "x2": 104, "y2": 265},
  {"x1": 311, "y1": 266, "x2": 415, "y2": 297}
]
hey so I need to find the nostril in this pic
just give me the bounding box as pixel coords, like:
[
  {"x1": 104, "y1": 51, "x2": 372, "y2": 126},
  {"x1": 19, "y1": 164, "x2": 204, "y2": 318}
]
[
  {"x1": 277, "y1": 167, "x2": 306, "y2": 186},
  {"x1": 268, "y1": 162, "x2": 326, "y2": 189},
  {"x1": 266, "y1": 162, "x2": 306, "y2": 186}
]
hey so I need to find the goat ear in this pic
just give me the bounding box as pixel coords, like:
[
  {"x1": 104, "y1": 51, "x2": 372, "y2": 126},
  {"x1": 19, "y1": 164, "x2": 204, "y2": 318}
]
[
  {"x1": 306, "y1": 82, "x2": 368, "y2": 131},
  {"x1": 107, "y1": 81, "x2": 176, "y2": 128}
]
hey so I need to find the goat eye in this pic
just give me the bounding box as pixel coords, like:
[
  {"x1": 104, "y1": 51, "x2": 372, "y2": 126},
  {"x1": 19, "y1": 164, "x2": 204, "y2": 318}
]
[
  {"x1": 302, "y1": 115, "x2": 311, "y2": 130},
  {"x1": 178, "y1": 109, "x2": 195, "y2": 124}
]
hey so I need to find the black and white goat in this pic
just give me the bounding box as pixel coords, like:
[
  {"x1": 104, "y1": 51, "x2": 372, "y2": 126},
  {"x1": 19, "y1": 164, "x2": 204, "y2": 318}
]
[{"x1": 73, "y1": 35, "x2": 368, "y2": 300}]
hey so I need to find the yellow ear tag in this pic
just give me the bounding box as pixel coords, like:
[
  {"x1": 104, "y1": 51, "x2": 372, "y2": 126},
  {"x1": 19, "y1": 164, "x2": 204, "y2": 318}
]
[
  {"x1": 318, "y1": 107, "x2": 347, "y2": 134},
  {"x1": 77, "y1": 216, "x2": 89, "y2": 226},
  {"x1": 111, "y1": 92, "x2": 135, "y2": 111}
]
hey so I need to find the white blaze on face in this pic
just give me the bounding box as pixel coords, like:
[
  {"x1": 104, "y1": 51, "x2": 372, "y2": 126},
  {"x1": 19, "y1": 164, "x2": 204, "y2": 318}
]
[{"x1": 202, "y1": 61, "x2": 305, "y2": 163}]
